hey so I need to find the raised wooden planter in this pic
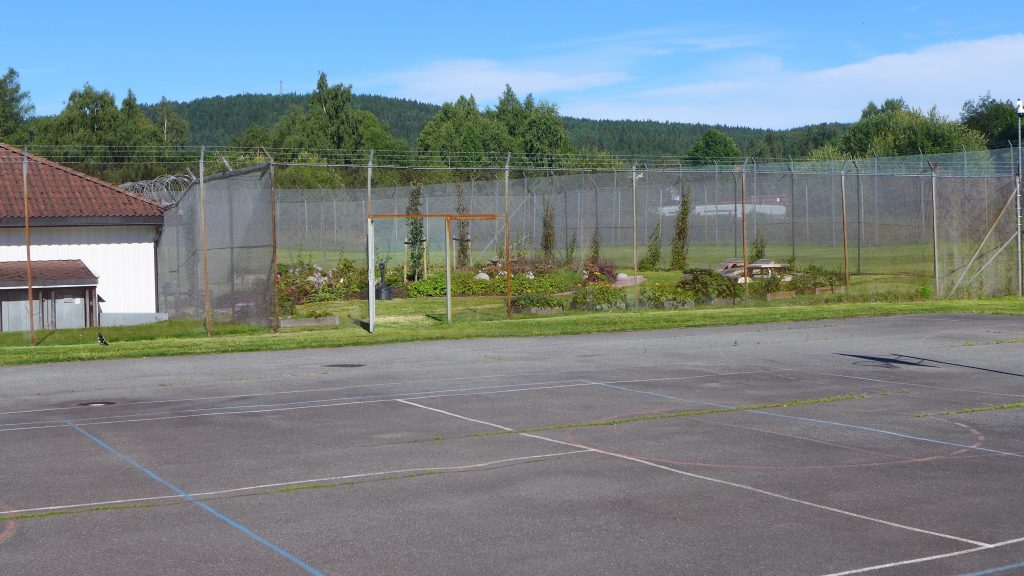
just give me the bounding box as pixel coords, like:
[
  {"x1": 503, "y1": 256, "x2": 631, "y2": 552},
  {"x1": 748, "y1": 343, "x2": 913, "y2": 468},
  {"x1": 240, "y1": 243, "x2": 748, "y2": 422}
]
[
  {"x1": 280, "y1": 315, "x2": 340, "y2": 328},
  {"x1": 766, "y1": 290, "x2": 797, "y2": 302},
  {"x1": 512, "y1": 306, "x2": 563, "y2": 315}
]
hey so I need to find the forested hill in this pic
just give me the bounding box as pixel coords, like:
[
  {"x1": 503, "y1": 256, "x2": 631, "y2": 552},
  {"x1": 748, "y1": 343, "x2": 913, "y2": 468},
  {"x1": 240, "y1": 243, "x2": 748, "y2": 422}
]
[
  {"x1": 139, "y1": 93, "x2": 441, "y2": 147},
  {"x1": 563, "y1": 117, "x2": 766, "y2": 156},
  {"x1": 142, "y1": 92, "x2": 847, "y2": 157}
]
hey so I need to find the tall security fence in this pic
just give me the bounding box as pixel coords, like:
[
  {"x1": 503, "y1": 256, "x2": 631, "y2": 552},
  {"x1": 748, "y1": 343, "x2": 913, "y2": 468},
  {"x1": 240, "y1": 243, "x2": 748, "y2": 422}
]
[
  {"x1": 157, "y1": 163, "x2": 276, "y2": 330},
  {"x1": 277, "y1": 163, "x2": 1021, "y2": 299},
  {"x1": 5, "y1": 146, "x2": 1021, "y2": 338}
]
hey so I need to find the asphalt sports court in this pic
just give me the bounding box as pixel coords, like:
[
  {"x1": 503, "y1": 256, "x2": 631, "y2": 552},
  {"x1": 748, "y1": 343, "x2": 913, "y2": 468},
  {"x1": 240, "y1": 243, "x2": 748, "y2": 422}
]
[{"x1": 1, "y1": 314, "x2": 1023, "y2": 575}]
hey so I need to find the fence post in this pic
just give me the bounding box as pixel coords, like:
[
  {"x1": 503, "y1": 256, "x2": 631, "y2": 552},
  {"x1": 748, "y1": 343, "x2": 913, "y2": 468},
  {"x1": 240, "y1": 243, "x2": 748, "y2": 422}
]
[
  {"x1": 199, "y1": 146, "x2": 212, "y2": 338},
  {"x1": 840, "y1": 170, "x2": 850, "y2": 292},
  {"x1": 261, "y1": 147, "x2": 280, "y2": 332},
  {"x1": 1017, "y1": 117, "x2": 1023, "y2": 297},
  {"x1": 931, "y1": 163, "x2": 940, "y2": 297},
  {"x1": 504, "y1": 153, "x2": 511, "y2": 319},
  {"x1": 788, "y1": 158, "x2": 796, "y2": 263},
  {"x1": 853, "y1": 159, "x2": 862, "y2": 275},
  {"x1": 714, "y1": 160, "x2": 720, "y2": 247},
  {"x1": 741, "y1": 161, "x2": 749, "y2": 299},
  {"x1": 367, "y1": 150, "x2": 375, "y2": 332},
  {"x1": 445, "y1": 217, "x2": 452, "y2": 323},
  {"x1": 631, "y1": 163, "x2": 639, "y2": 310},
  {"x1": 22, "y1": 150, "x2": 35, "y2": 345}
]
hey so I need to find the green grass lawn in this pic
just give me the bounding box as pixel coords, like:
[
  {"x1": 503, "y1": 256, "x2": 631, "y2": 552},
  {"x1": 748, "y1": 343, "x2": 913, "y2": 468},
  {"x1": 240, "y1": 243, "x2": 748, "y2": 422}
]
[
  {"x1": 280, "y1": 242, "x2": 936, "y2": 278},
  {"x1": 1, "y1": 295, "x2": 1020, "y2": 367}
]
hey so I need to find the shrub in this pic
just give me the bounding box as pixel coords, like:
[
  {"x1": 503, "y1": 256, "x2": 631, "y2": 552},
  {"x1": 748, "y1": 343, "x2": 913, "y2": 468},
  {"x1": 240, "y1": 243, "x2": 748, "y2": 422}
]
[
  {"x1": 570, "y1": 284, "x2": 627, "y2": 310},
  {"x1": 582, "y1": 260, "x2": 616, "y2": 283},
  {"x1": 790, "y1": 265, "x2": 843, "y2": 294},
  {"x1": 638, "y1": 222, "x2": 661, "y2": 271},
  {"x1": 277, "y1": 254, "x2": 366, "y2": 315},
  {"x1": 564, "y1": 232, "x2": 577, "y2": 268},
  {"x1": 638, "y1": 283, "x2": 695, "y2": 308},
  {"x1": 678, "y1": 268, "x2": 739, "y2": 303},
  {"x1": 751, "y1": 231, "x2": 767, "y2": 261},
  {"x1": 511, "y1": 292, "x2": 564, "y2": 310},
  {"x1": 405, "y1": 267, "x2": 582, "y2": 298}
]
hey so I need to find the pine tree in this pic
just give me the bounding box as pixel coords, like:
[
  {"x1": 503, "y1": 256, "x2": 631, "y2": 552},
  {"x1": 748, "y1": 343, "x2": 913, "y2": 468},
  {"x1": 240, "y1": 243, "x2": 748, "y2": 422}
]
[
  {"x1": 541, "y1": 202, "x2": 555, "y2": 264},
  {"x1": 588, "y1": 229, "x2": 601, "y2": 263},
  {"x1": 638, "y1": 221, "x2": 661, "y2": 271},
  {"x1": 564, "y1": 232, "x2": 577, "y2": 268},
  {"x1": 406, "y1": 183, "x2": 424, "y2": 280},
  {"x1": 454, "y1": 183, "x2": 470, "y2": 268},
  {"x1": 670, "y1": 186, "x2": 692, "y2": 270}
]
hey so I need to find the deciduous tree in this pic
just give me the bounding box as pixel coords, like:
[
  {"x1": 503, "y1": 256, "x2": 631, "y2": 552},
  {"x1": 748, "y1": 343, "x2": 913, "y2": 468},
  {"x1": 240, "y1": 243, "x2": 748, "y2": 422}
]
[{"x1": 0, "y1": 67, "x2": 33, "y2": 139}]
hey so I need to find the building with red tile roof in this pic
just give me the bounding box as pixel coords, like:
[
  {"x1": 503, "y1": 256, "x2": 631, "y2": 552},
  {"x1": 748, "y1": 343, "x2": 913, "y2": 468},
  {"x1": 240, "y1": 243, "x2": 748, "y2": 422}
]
[{"x1": 0, "y1": 143, "x2": 164, "y2": 329}]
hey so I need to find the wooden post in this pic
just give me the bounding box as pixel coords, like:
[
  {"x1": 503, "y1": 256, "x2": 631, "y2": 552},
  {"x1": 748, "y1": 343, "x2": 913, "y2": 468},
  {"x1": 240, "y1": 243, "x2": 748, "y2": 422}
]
[{"x1": 23, "y1": 151, "x2": 35, "y2": 345}]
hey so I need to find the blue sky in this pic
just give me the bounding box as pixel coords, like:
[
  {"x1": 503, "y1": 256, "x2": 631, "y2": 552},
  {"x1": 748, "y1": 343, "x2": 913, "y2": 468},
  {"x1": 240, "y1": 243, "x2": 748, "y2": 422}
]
[{"x1": 5, "y1": 1, "x2": 1023, "y2": 129}]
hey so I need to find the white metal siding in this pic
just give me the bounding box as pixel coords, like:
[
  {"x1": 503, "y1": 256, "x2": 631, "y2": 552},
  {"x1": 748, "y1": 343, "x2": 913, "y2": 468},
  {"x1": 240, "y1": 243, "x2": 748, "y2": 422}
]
[{"x1": 0, "y1": 226, "x2": 157, "y2": 313}]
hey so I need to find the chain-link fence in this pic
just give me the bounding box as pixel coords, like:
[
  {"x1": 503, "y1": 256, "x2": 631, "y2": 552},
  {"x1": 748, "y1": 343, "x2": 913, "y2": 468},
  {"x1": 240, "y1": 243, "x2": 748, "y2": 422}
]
[
  {"x1": 158, "y1": 163, "x2": 276, "y2": 330},
  {"x1": 144, "y1": 148, "x2": 1024, "y2": 329},
  {"x1": 6, "y1": 145, "x2": 1018, "y2": 340},
  {"x1": 277, "y1": 165, "x2": 1020, "y2": 295}
]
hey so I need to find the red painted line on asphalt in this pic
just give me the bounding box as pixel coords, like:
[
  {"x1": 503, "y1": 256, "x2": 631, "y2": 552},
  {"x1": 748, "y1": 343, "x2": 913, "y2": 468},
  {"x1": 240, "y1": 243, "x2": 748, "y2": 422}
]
[{"x1": 0, "y1": 500, "x2": 17, "y2": 544}]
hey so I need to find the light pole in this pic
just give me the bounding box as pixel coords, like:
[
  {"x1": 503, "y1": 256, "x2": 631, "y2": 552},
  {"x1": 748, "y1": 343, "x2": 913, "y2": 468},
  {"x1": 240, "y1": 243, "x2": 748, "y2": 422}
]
[{"x1": 1017, "y1": 99, "x2": 1023, "y2": 297}]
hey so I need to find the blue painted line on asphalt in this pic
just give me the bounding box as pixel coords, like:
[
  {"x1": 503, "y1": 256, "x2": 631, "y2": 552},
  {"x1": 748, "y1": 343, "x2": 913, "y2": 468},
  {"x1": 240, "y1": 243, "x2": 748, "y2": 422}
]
[
  {"x1": 598, "y1": 383, "x2": 1024, "y2": 459},
  {"x1": 959, "y1": 560, "x2": 1024, "y2": 575},
  {"x1": 64, "y1": 419, "x2": 324, "y2": 576}
]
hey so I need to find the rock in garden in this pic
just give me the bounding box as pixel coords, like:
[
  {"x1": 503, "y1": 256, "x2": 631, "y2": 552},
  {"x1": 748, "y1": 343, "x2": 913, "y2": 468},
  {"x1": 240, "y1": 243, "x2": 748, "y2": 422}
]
[{"x1": 474, "y1": 272, "x2": 490, "y2": 281}]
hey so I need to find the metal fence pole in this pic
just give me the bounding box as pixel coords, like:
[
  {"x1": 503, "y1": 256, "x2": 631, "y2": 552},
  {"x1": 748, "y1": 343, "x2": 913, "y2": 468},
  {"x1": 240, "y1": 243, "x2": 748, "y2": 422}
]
[
  {"x1": 262, "y1": 148, "x2": 280, "y2": 332},
  {"x1": 789, "y1": 158, "x2": 796, "y2": 262},
  {"x1": 504, "y1": 154, "x2": 511, "y2": 318},
  {"x1": 445, "y1": 217, "x2": 452, "y2": 323},
  {"x1": 1017, "y1": 110, "x2": 1023, "y2": 297},
  {"x1": 741, "y1": 163, "x2": 749, "y2": 298},
  {"x1": 931, "y1": 164, "x2": 940, "y2": 296},
  {"x1": 199, "y1": 146, "x2": 212, "y2": 337},
  {"x1": 631, "y1": 163, "x2": 639, "y2": 310},
  {"x1": 714, "y1": 161, "x2": 720, "y2": 248},
  {"x1": 840, "y1": 170, "x2": 850, "y2": 292},
  {"x1": 853, "y1": 160, "x2": 862, "y2": 275}
]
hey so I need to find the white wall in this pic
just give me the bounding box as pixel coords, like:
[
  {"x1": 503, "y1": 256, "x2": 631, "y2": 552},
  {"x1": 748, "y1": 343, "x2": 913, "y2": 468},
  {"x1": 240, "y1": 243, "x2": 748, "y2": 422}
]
[{"x1": 0, "y1": 226, "x2": 158, "y2": 313}]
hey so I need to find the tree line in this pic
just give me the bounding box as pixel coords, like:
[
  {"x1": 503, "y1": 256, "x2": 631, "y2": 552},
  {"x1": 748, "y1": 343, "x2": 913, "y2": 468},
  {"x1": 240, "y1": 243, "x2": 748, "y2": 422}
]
[{"x1": 0, "y1": 66, "x2": 1012, "y2": 185}]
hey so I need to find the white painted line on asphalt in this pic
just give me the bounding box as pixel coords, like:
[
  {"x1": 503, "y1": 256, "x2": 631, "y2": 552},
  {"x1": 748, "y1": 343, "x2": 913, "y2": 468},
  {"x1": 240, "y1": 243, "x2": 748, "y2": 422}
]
[
  {"x1": 0, "y1": 381, "x2": 598, "y2": 433},
  {"x1": 398, "y1": 398, "x2": 991, "y2": 548},
  {"x1": 819, "y1": 535, "x2": 1024, "y2": 575},
  {"x1": 1, "y1": 449, "x2": 591, "y2": 516},
  {"x1": 396, "y1": 399, "x2": 516, "y2": 431},
  {"x1": 783, "y1": 368, "x2": 1024, "y2": 399},
  {"x1": 0, "y1": 367, "x2": 765, "y2": 418}
]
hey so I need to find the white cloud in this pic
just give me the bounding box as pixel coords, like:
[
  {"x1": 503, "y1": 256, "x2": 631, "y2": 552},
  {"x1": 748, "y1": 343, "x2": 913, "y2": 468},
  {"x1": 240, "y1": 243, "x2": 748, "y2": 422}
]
[
  {"x1": 364, "y1": 28, "x2": 761, "y2": 108},
  {"x1": 369, "y1": 58, "x2": 629, "y2": 106},
  {"x1": 563, "y1": 34, "x2": 1024, "y2": 128}
]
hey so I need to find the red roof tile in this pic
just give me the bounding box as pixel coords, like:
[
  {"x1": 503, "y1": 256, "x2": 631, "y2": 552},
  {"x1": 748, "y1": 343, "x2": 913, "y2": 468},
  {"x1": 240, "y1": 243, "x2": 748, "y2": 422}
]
[
  {"x1": 0, "y1": 259, "x2": 98, "y2": 287},
  {"x1": 0, "y1": 142, "x2": 162, "y2": 220}
]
